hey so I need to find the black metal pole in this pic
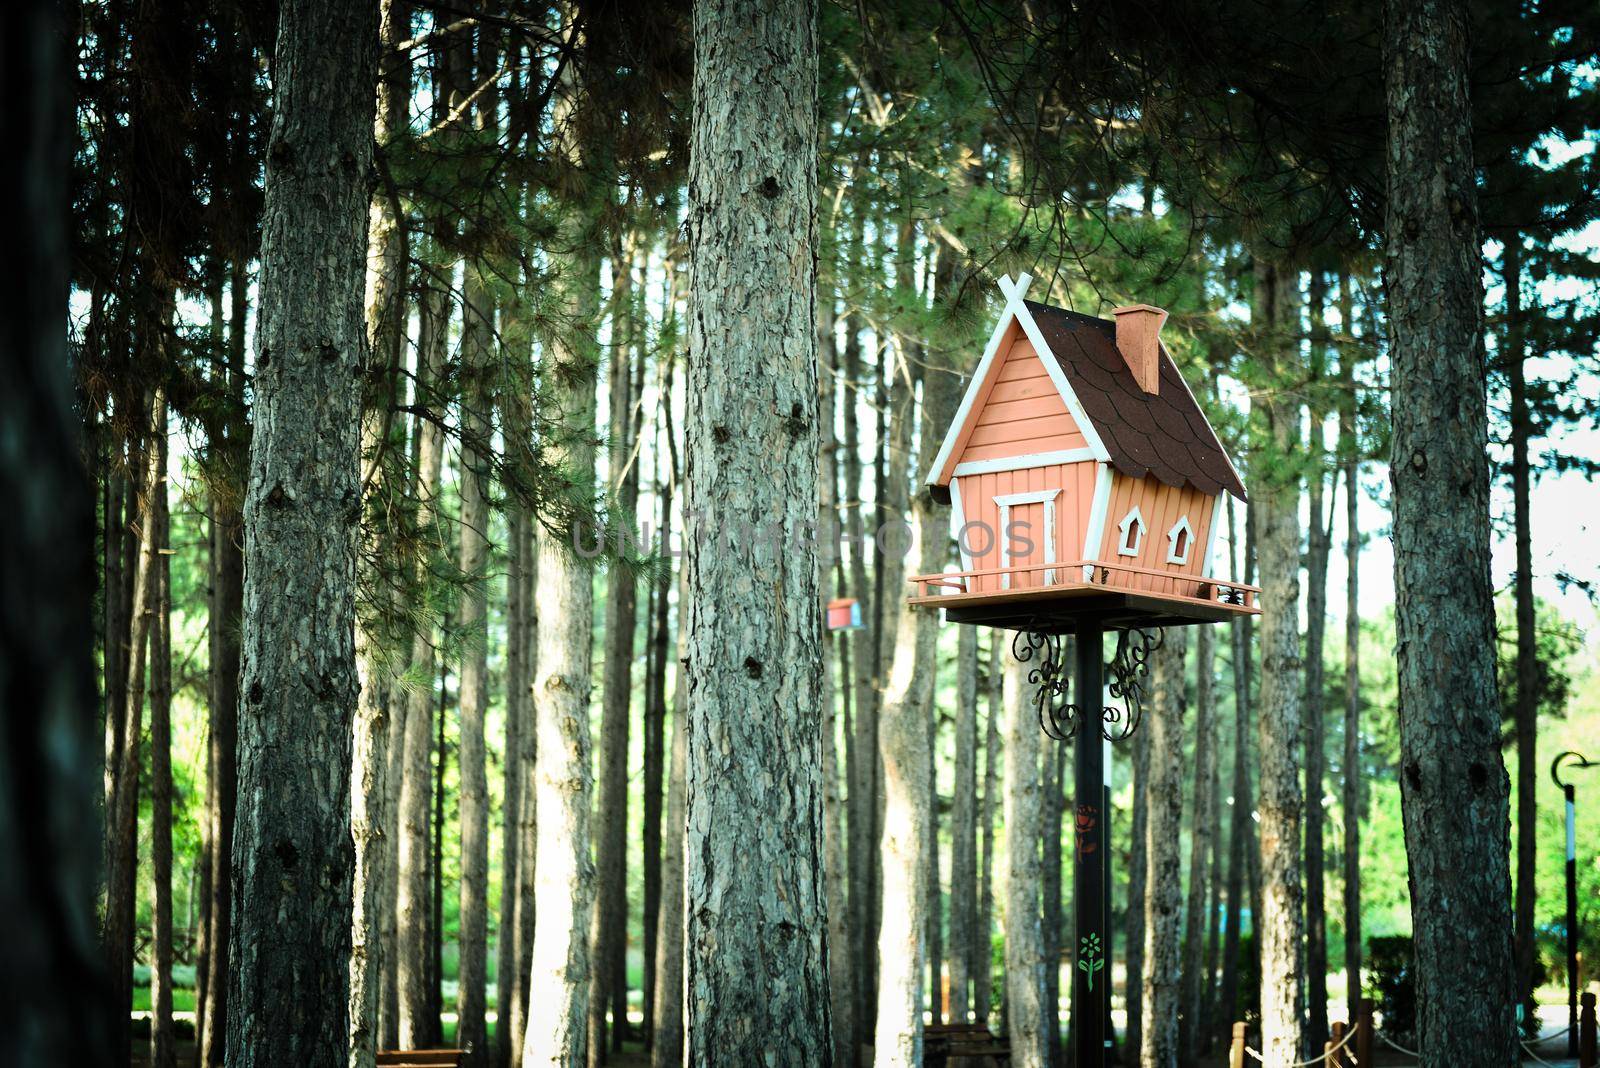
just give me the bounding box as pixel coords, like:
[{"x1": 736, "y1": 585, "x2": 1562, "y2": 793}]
[
  {"x1": 1565, "y1": 781, "x2": 1578, "y2": 1057},
  {"x1": 1074, "y1": 627, "x2": 1106, "y2": 1068},
  {"x1": 1103, "y1": 746, "x2": 1116, "y2": 1061}
]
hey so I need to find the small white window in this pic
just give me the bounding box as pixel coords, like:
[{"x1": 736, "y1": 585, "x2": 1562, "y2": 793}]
[
  {"x1": 1166, "y1": 515, "x2": 1194, "y2": 565},
  {"x1": 1117, "y1": 506, "x2": 1145, "y2": 557}
]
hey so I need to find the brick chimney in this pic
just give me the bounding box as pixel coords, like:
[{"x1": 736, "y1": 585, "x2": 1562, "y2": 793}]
[{"x1": 1113, "y1": 304, "x2": 1168, "y2": 394}]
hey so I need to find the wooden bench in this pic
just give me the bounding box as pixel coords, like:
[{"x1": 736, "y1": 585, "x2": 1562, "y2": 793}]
[
  {"x1": 925, "y1": 1023, "x2": 1012, "y2": 1067},
  {"x1": 376, "y1": 1051, "x2": 465, "y2": 1068}
]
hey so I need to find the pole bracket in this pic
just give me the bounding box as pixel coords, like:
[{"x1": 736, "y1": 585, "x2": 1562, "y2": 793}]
[{"x1": 1012, "y1": 626, "x2": 1162, "y2": 742}]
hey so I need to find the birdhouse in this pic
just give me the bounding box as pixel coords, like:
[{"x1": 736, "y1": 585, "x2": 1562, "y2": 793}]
[
  {"x1": 825, "y1": 597, "x2": 863, "y2": 631},
  {"x1": 910, "y1": 274, "x2": 1259, "y2": 632}
]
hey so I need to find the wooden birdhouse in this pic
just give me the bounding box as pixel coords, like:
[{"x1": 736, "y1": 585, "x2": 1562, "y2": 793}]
[
  {"x1": 825, "y1": 597, "x2": 863, "y2": 631},
  {"x1": 910, "y1": 274, "x2": 1259, "y2": 632}
]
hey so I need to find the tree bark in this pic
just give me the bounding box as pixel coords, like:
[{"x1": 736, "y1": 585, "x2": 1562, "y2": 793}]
[
  {"x1": 873, "y1": 401, "x2": 947, "y2": 1065},
  {"x1": 683, "y1": 1, "x2": 830, "y2": 1060},
  {"x1": 975, "y1": 635, "x2": 1002, "y2": 1025},
  {"x1": 106, "y1": 390, "x2": 161, "y2": 1063},
  {"x1": 0, "y1": 13, "x2": 114, "y2": 1048},
  {"x1": 1217, "y1": 496, "x2": 1251, "y2": 1033},
  {"x1": 523, "y1": 19, "x2": 602, "y2": 1058},
  {"x1": 1125, "y1": 686, "x2": 1152, "y2": 1064},
  {"x1": 1339, "y1": 294, "x2": 1363, "y2": 1032},
  {"x1": 1506, "y1": 241, "x2": 1539, "y2": 1025},
  {"x1": 651, "y1": 633, "x2": 688, "y2": 1068},
  {"x1": 642, "y1": 466, "x2": 672, "y2": 1051},
  {"x1": 1041, "y1": 736, "x2": 1064, "y2": 1068},
  {"x1": 150, "y1": 406, "x2": 176, "y2": 1068},
  {"x1": 1383, "y1": 1, "x2": 1519, "y2": 1062},
  {"x1": 1252, "y1": 259, "x2": 1306, "y2": 1066},
  {"x1": 591, "y1": 239, "x2": 640, "y2": 1066},
  {"x1": 818, "y1": 292, "x2": 855, "y2": 1068},
  {"x1": 1303, "y1": 273, "x2": 1333, "y2": 1053},
  {"x1": 1180, "y1": 625, "x2": 1216, "y2": 1065},
  {"x1": 1003, "y1": 652, "x2": 1049, "y2": 1068},
  {"x1": 200, "y1": 260, "x2": 247, "y2": 1068},
  {"x1": 950, "y1": 625, "x2": 980, "y2": 1022},
  {"x1": 350, "y1": 6, "x2": 410, "y2": 1060},
  {"x1": 456, "y1": 230, "x2": 494, "y2": 1068},
  {"x1": 225, "y1": 2, "x2": 377, "y2": 1062},
  {"x1": 398, "y1": 281, "x2": 447, "y2": 1048},
  {"x1": 1142, "y1": 630, "x2": 1189, "y2": 1068}
]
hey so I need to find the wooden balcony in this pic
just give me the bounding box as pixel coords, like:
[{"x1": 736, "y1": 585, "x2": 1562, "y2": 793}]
[{"x1": 907, "y1": 558, "x2": 1261, "y2": 634}]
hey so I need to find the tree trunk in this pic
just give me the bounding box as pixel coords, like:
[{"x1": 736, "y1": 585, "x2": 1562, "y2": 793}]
[
  {"x1": 200, "y1": 260, "x2": 248, "y2": 1068},
  {"x1": 844, "y1": 279, "x2": 881, "y2": 1057},
  {"x1": 683, "y1": 1, "x2": 830, "y2": 1060},
  {"x1": 106, "y1": 390, "x2": 162, "y2": 1063},
  {"x1": 1041, "y1": 735, "x2": 1064, "y2": 1068},
  {"x1": 1003, "y1": 651, "x2": 1049, "y2": 1068},
  {"x1": 1383, "y1": 1, "x2": 1519, "y2": 1062},
  {"x1": 1125, "y1": 687, "x2": 1152, "y2": 1064},
  {"x1": 591, "y1": 239, "x2": 640, "y2": 1066},
  {"x1": 504, "y1": 506, "x2": 538, "y2": 1063},
  {"x1": 0, "y1": 15, "x2": 114, "y2": 1048},
  {"x1": 818, "y1": 291, "x2": 855, "y2": 1068},
  {"x1": 225, "y1": 3, "x2": 377, "y2": 1061},
  {"x1": 452, "y1": 29, "x2": 499, "y2": 1061},
  {"x1": 523, "y1": 24, "x2": 602, "y2": 1058},
  {"x1": 1303, "y1": 273, "x2": 1333, "y2": 1053},
  {"x1": 350, "y1": 6, "x2": 410, "y2": 1060},
  {"x1": 456, "y1": 241, "x2": 494, "y2": 1068},
  {"x1": 150, "y1": 407, "x2": 176, "y2": 1068},
  {"x1": 398, "y1": 278, "x2": 448, "y2": 1050},
  {"x1": 1142, "y1": 630, "x2": 1189, "y2": 1068},
  {"x1": 641, "y1": 469, "x2": 672, "y2": 1051},
  {"x1": 1217, "y1": 497, "x2": 1251, "y2": 1033},
  {"x1": 1252, "y1": 259, "x2": 1306, "y2": 1066},
  {"x1": 1180, "y1": 625, "x2": 1216, "y2": 1065},
  {"x1": 651, "y1": 632, "x2": 688, "y2": 1068},
  {"x1": 950, "y1": 625, "x2": 979, "y2": 1022},
  {"x1": 873, "y1": 412, "x2": 946, "y2": 1065},
  {"x1": 1505, "y1": 241, "x2": 1539, "y2": 1025},
  {"x1": 975, "y1": 635, "x2": 1002, "y2": 1026},
  {"x1": 1340, "y1": 351, "x2": 1363, "y2": 1035}
]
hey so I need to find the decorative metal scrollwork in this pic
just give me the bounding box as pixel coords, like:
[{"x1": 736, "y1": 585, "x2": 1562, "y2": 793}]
[
  {"x1": 1011, "y1": 624, "x2": 1163, "y2": 742},
  {"x1": 1012, "y1": 629, "x2": 1081, "y2": 740},
  {"x1": 1105, "y1": 628, "x2": 1162, "y2": 740}
]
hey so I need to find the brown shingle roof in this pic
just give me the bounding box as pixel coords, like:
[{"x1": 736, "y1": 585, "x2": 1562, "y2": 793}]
[{"x1": 1025, "y1": 300, "x2": 1247, "y2": 502}]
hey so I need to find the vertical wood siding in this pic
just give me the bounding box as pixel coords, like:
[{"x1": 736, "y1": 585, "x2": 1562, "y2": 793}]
[
  {"x1": 1095, "y1": 476, "x2": 1216, "y2": 594},
  {"x1": 954, "y1": 333, "x2": 1087, "y2": 463}
]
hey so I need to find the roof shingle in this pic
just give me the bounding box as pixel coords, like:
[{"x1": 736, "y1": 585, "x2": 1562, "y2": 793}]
[{"x1": 1024, "y1": 300, "x2": 1246, "y2": 501}]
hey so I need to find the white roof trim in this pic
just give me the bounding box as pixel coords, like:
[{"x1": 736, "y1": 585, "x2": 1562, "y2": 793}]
[
  {"x1": 952, "y1": 448, "x2": 1096, "y2": 477},
  {"x1": 1081, "y1": 462, "x2": 1113, "y2": 580},
  {"x1": 1202, "y1": 493, "x2": 1226, "y2": 578},
  {"x1": 1010, "y1": 299, "x2": 1112, "y2": 463},
  {"x1": 925, "y1": 273, "x2": 1112, "y2": 486}
]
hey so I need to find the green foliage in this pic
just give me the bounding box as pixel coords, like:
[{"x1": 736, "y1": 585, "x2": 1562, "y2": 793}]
[{"x1": 1365, "y1": 936, "x2": 1416, "y2": 1040}]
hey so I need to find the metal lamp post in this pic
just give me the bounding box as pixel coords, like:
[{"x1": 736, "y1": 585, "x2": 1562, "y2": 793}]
[{"x1": 1551, "y1": 750, "x2": 1598, "y2": 1056}]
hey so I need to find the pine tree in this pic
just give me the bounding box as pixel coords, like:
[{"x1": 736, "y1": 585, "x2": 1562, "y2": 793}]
[
  {"x1": 683, "y1": 0, "x2": 831, "y2": 1059},
  {"x1": 224, "y1": 2, "x2": 378, "y2": 1061},
  {"x1": 1383, "y1": 1, "x2": 1518, "y2": 1062}
]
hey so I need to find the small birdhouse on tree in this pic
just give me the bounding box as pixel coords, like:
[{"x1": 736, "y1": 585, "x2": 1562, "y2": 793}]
[
  {"x1": 825, "y1": 597, "x2": 863, "y2": 631},
  {"x1": 910, "y1": 273, "x2": 1259, "y2": 632}
]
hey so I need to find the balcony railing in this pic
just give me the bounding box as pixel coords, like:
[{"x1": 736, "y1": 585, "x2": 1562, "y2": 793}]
[{"x1": 908, "y1": 558, "x2": 1261, "y2": 613}]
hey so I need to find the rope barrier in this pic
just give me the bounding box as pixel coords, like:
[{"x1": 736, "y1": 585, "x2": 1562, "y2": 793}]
[
  {"x1": 1243, "y1": 1023, "x2": 1359, "y2": 1067},
  {"x1": 1373, "y1": 1029, "x2": 1421, "y2": 1060}
]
